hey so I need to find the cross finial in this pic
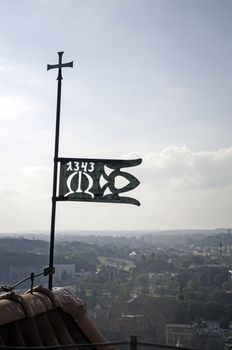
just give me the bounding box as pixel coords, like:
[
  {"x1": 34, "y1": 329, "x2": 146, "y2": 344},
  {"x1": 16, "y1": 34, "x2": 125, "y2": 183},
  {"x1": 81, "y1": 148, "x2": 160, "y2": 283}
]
[
  {"x1": 47, "y1": 51, "x2": 73, "y2": 289},
  {"x1": 47, "y1": 51, "x2": 73, "y2": 80}
]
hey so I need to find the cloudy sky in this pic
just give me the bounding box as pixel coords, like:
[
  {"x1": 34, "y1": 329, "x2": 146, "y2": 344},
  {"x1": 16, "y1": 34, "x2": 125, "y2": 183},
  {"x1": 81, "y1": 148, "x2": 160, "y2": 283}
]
[{"x1": 0, "y1": 0, "x2": 232, "y2": 233}]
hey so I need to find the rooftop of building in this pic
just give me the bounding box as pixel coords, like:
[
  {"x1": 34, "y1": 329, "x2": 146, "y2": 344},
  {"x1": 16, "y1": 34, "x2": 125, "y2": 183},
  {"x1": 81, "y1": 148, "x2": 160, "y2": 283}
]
[{"x1": 0, "y1": 285, "x2": 111, "y2": 349}]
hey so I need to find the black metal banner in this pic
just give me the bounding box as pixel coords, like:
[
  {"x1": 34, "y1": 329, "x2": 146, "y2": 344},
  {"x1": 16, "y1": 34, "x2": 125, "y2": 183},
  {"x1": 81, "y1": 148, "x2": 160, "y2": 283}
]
[{"x1": 57, "y1": 157, "x2": 142, "y2": 206}]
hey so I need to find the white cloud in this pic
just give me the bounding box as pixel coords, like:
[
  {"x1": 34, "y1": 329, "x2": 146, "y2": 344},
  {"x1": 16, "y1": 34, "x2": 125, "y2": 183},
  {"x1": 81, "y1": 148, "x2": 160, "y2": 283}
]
[
  {"x1": 136, "y1": 146, "x2": 232, "y2": 190},
  {"x1": 0, "y1": 146, "x2": 231, "y2": 231}
]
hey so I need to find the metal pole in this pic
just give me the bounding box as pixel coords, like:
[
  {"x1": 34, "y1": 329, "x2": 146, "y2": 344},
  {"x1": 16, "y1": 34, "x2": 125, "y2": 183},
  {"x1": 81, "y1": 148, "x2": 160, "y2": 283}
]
[
  {"x1": 48, "y1": 74, "x2": 62, "y2": 289},
  {"x1": 47, "y1": 52, "x2": 73, "y2": 289},
  {"x1": 130, "y1": 335, "x2": 137, "y2": 350}
]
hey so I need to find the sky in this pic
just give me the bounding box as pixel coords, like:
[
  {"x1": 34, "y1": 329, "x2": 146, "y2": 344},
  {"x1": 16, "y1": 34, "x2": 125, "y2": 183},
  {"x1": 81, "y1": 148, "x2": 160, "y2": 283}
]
[{"x1": 0, "y1": 0, "x2": 232, "y2": 233}]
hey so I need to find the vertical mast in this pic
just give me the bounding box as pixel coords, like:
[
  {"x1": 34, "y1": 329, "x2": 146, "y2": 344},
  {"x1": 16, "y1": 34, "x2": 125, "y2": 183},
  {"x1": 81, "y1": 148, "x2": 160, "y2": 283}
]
[{"x1": 47, "y1": 52, "x2": 73, "y2": 289}]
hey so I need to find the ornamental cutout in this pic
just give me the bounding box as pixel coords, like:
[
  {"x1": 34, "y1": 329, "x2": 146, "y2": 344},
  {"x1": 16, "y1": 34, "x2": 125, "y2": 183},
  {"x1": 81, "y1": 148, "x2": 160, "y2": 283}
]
[{"x1": 58, "y1": 157, "x2": 142, "y2": 206}]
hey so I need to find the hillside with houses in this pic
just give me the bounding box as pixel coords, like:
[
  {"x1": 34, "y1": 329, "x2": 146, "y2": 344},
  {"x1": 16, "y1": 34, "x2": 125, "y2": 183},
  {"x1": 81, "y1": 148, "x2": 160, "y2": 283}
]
[{"x1": 1, "y1": 230, "x2": 232, "y2": 349}]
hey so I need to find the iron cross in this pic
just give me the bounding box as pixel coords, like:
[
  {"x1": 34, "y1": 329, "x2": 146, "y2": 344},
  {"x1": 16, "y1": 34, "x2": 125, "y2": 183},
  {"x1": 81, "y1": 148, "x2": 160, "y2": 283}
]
[{"x1": 47, "y1": 51, "x2": 73, "y2": 80}]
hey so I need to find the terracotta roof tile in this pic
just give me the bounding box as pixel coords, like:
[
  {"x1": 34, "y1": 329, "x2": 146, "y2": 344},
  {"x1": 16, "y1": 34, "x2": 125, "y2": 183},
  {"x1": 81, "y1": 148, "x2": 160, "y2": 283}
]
[{"x1": 0, "y1": 286, "x2": 114, "y2": 349}]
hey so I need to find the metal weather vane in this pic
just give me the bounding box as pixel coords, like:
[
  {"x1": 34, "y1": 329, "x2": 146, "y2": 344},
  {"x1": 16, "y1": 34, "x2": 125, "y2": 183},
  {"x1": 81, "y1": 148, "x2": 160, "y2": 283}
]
[
  {"x1": 47, "y1": 52, "x2": 142, "y2": 289},
  {"x1": 58, "y1": 157, "x2": 142, "y2": 206}
]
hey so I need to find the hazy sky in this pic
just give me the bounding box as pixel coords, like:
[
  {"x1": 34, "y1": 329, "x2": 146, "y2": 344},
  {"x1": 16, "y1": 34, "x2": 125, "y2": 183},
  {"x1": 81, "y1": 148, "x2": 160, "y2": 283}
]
[{"x1": 0, "y1": 0, "x2": 232, "y2": 232}]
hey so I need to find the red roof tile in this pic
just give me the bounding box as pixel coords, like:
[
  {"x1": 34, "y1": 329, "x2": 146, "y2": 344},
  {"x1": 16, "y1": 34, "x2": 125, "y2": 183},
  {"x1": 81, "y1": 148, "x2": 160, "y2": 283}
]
[{"x1": 0, "y1": 286, "x2": 113, "y2": 349}]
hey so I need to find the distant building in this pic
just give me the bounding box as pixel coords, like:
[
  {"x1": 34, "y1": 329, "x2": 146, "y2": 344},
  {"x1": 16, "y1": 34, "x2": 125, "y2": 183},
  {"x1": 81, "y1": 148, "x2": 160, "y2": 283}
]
[
  {"x1": 120, "y1": 314, "x2": 150, "y2": 332},
  {"x1": 97, "y1": 265, "x2": 118, "y2": 283},
  {"x1": 166, "y1": 321, "x2": 224, "y2": 350},
  {"x1": 179, "y1": 264, "x2": 228, "y2": 287},
  {"x1": 53, "y1": 264, "x2": 75, "y2": 282},
  {"x1": 89, "y1": 303, "x2": 111, "y2": 320},
  {"x1": 165, "y1": 323, "x2": 198, "y2": 348},
  {"x1": 97, "y1": 313, "x2": 155, "y2": 341}
]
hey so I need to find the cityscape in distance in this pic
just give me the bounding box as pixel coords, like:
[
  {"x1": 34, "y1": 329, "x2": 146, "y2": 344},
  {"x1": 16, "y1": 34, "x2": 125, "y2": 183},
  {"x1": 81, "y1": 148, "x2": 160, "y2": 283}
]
[{"x1": 1, "y1": 228, "x2": 232, "y2": 349}]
